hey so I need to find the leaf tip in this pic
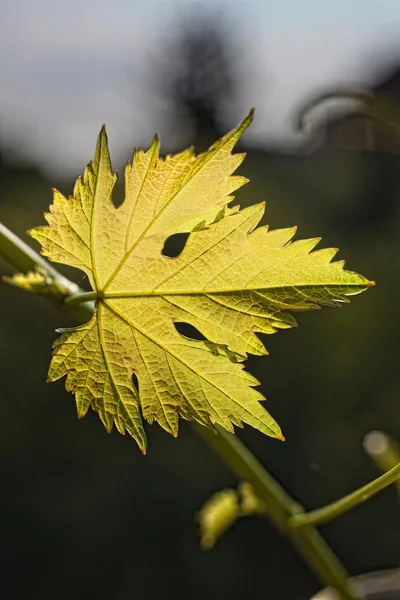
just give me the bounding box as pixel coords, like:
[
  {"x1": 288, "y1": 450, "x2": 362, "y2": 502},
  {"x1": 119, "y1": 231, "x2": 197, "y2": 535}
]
[
  {"x1": 277, "y1": 432, "x2": 285, "y2": 442},
  {"x1": 148, "y1": 134, "x2": 160, "y2": 157},
  {"x1": 248, "y1": 107, "x2": 255, "y2": 119},
  {"x1": 133, "y1": 431, "x2": 148, "y2": 455}
]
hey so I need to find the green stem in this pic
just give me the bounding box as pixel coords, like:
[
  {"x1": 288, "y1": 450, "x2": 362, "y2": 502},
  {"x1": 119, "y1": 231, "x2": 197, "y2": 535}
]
[
  {"x1": 0, "y1": 220, "x2": 361, "y2": 600},
  {"x1": 289, "y1": 461, "x2": 400, "y2": 529},
  {"x1": 0, "y1": 223, "x2": 94, "y2": 324},
  {"x1": 0, "y1": 223, "x2": 61, "y2": 279},
  {"x1": 195, "y1": 424, "x2": 359, "y2": 599},
  {"x1": 64, "y1": 291, "x2": 98, "y2": 308},
  {"x1": 193, "y1": 422, "x2": 302, "y2": 527}
]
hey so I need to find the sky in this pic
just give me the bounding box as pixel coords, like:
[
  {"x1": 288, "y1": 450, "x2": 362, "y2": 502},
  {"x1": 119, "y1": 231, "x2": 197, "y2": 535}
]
[{"x1": 1, "y1": 0, "x2": 400, "y2": 175}]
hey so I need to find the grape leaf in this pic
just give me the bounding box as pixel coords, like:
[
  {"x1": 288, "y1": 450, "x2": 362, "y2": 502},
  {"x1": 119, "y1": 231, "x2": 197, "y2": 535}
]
[{"x1": 30, "y1": 111, "x2": 373, "y2": 453}]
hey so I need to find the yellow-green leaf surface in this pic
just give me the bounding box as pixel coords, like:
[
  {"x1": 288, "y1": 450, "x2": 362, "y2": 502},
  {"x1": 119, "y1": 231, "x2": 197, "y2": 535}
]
[{"x1": 30, "y1": 111, "x2": 373, "y2": 452}]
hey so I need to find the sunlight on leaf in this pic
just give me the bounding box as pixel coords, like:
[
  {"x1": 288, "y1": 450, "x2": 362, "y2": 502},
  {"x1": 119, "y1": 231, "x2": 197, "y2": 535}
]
[{"x1": 30, "y1": 111, "x2": 373, "y2": 452}]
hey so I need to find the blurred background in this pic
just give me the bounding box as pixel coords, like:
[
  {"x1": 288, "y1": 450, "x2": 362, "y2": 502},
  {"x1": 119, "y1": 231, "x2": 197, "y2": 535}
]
[{"x1": 1, "y1": 1, "x2": 400, "y2": 599}]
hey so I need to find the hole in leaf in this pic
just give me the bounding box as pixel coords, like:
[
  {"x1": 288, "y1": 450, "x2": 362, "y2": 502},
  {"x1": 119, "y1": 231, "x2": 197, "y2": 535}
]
[
  {"x1": 174, "y1": 322, "x2": 206, "y2": 341},
  {"x1": 131, "y1": 371, "x2": 139, "y2": 393},
  {"x1": 162, "y1": 232, "x2": 190, "y2": 258}
]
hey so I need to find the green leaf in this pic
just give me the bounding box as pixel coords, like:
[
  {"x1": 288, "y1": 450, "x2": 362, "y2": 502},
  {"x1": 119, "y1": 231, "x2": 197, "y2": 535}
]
[{"x1": 30, "y1": 111, "x2": 373, "y2": 452}]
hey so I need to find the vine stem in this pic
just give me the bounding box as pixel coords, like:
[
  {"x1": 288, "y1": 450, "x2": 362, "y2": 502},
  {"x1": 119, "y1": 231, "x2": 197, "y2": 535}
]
[
  {"x1": 0, "y1": 219, "x2": 381, "y2": 600},
  {"x1": 0, "y1": 223, "x2": 95, "y2": 323},
  {"x1": 289, "y1": 461, "x2": 400, "y2": 529},
  {"x1": 194, "y1": 423, "x2": 360, "y2": 599},
  {"x1": 0, "y1": 223, "x2": 62, "y2": 278}
]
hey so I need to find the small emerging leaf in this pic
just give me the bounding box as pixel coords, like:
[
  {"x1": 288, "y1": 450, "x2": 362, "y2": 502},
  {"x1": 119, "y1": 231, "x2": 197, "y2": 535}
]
[
  {"x1": 197, "y1": 489, "x2": 240, "y2": 550},
  {"x1": 30, "y1": 112, "x2": 373, "y2": 452},
  {"x1": 4, "y1": 270, "x2": 48, "y2": 293},
  {"x1": 3, "y1": 269, "x2": 77, "y2": 298},
  {"x1": 197, "y1": 482, "x2": 266, "y2": 549},
  {"x1": 238, "y1": 482, "x2": 266, "y2": 515}
]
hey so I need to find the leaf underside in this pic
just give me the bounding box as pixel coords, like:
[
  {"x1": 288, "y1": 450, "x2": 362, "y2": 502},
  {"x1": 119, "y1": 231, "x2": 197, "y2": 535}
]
[{"x1": 30, "y1": 111, "x2": 372, "y2": 453}]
